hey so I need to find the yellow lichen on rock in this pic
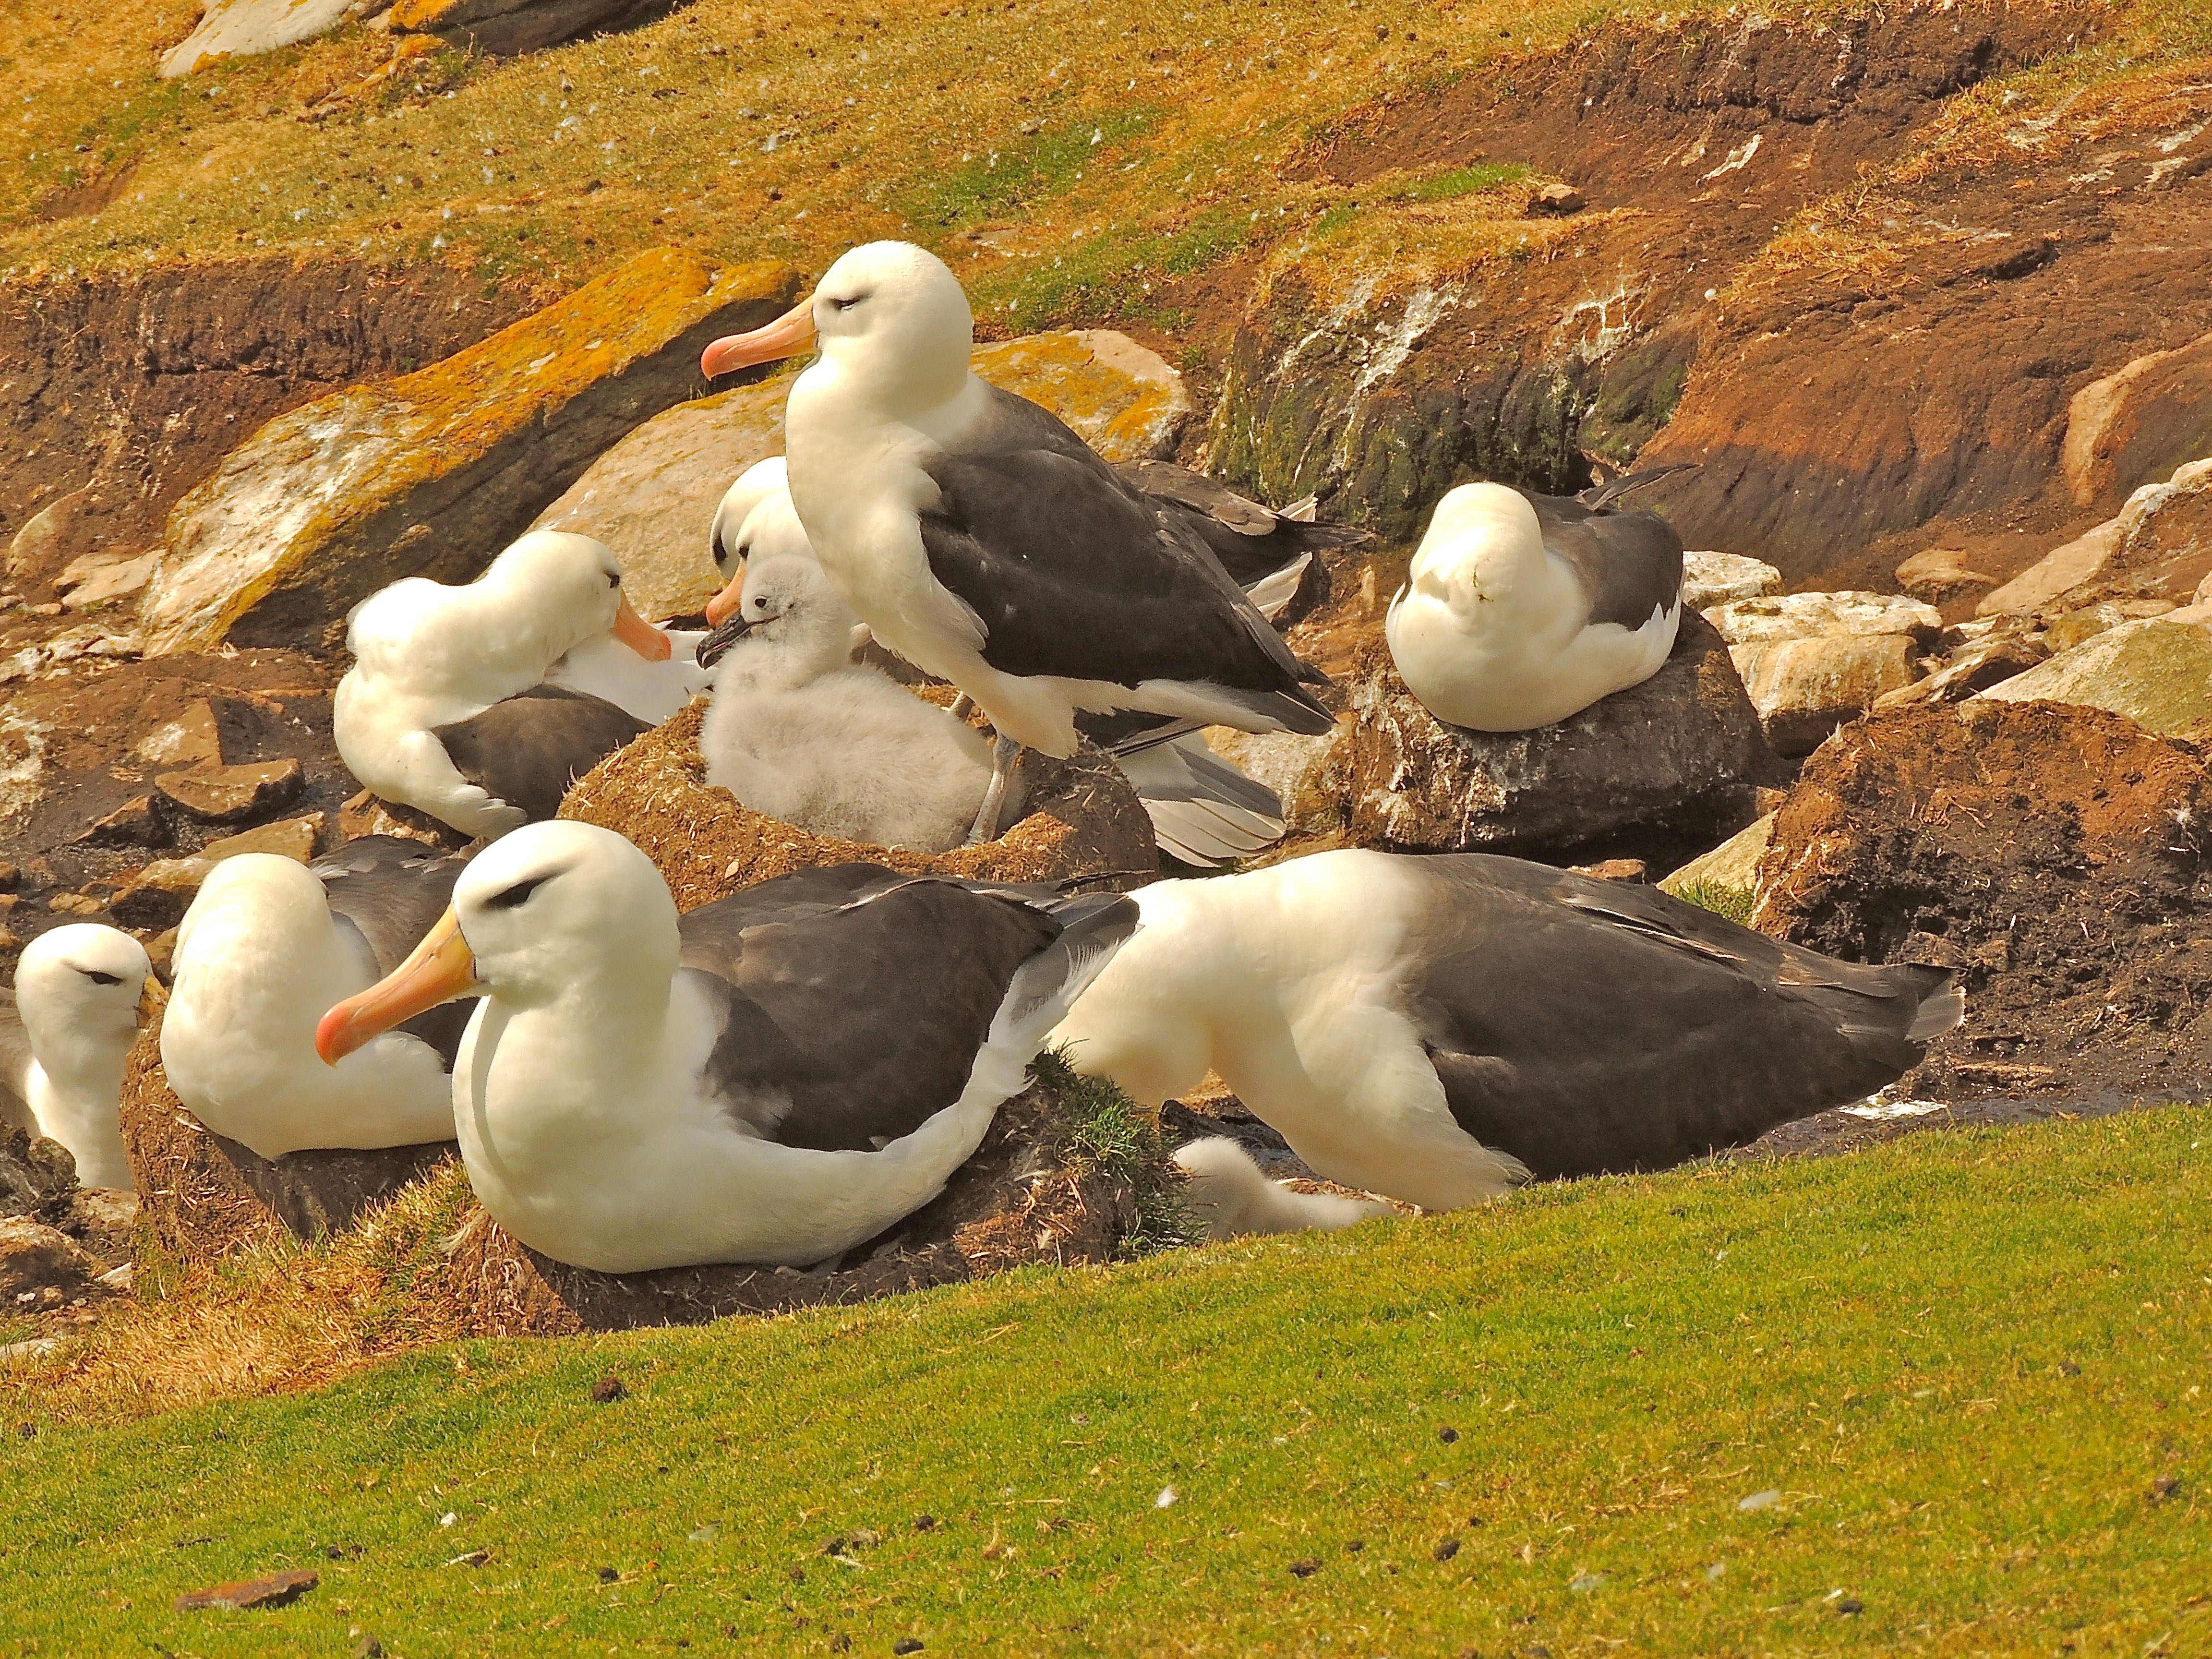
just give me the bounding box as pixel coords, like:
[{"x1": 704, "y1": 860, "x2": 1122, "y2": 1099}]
[{"x1": 138, "y1": 249, "x2": 802, "y2": 656}]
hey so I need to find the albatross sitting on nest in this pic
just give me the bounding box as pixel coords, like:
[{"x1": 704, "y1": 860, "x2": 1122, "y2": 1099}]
[
  {"x1": 0, "y1": 924, "x2": 151, "y2": 1190},
  {"x1": 1385, "y1": 471, "x2": 1688, "y2": 732},
  {"x1": 698, "y1": 240, "x2": 1334, "y2": 843},
  {"x1": 1053, "y1": 849, "x2": 1962, "y2": 1227},
  {"x1": 163, "y1": 838, "x2": 469, "y2": 1159},
  {"x1": 315, "y1": 822, "x2": 1137, "y2": 1272},
  {"x1": 334, "y1": 531, "x2": 671, "y2": 839}
]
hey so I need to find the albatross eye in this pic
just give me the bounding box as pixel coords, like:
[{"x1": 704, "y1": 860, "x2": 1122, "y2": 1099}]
[
  {"x1": 483, "y1": 874, "x2": 550, "y2": 912},
  {"x1": 605, "y1": 570, "x2": 621, "y2": 589},
  {"x1": 82, "y1": 970, "x2": 125, "y2": 987}
]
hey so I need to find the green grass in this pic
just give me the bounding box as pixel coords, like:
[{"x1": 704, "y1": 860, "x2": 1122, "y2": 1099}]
[
  {"x1": 1395, "y1": 162, "x2": 1532, "y2": 203},
  {"x1": 1671, "y1": 879, "x2": 1756, "y2": 926},
  {"x1": 8, "y1": 1106, "x2": 2212, "y2": 1655}
]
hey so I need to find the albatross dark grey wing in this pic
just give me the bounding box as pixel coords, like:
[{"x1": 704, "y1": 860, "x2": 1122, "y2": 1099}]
[
  {"x1": 432, "y1": 685, "x2": 649, "y2": 825},
  {"x1": 676, "y1": 866, "x2": 1136, "y2": 1154},
  {"x1": 1399, "y1": 856, "x2": 1959, "y2": 1181},
  {"x1": 313, "y1": 836, "x2": 473, "y2": 1064},
  {"x1": 0, "y1": 989, "x2": 36, "y2": 1138},
  {"x1": 1115, "y1": 458, "x2": 1370, "y2": 589},
  {"x1": 919, "y1": 385, "x2": 1333, "y2": 734},
  {"x1": 1521, "y1": 489, "x2": 1684, "y2": 633}
]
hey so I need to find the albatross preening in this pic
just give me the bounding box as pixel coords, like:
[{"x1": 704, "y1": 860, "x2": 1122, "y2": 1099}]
[
  {"x1": 699, "y1": 240, "x2": 1333, "y2": 842},
  {"x1": 1053, "y1": 850, "x2": 1962, "y2": 1217},
  {"x1": 1385, "y1": 471, "x2": 1688, "y2": 733},
  {"x1": 0, "y1": 924, "x2": 151, "y2": 1190},
  {"x1": 163, "y1": 838, "x2": 468, "y2": 1159},
  {"x1": 315, "y1": 822, "x2": 1138, "y2": 1272},
  {"x1": 334, "y1": 531, "x2": 667, "y2": 838}
]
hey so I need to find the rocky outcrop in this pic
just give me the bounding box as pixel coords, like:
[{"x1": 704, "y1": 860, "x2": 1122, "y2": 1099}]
[
  {"x1": 531, "y1": 329, "x2": 1190, "y2": 622},
  {"x1": 1978, "y1": 609, "x2": 2212, "y2": 740},
  {"x1": 1330, "y1": 610, "x2": 1772, "y2": 857},
  {"x1": 1658, "y1": 811, "x2": 1774, "y2": 916},
  {"x1": 559, "y1": 701, "x2": 1157, "y2": 911},
  {"x1": 1978, "y1": 458, "x2": 2212, "y2": 618},
  {"x1": 1681, "y1": 551, "x2": 1780, "y2": 610},
  {"x1": 1894, "y1": 547, "x2": 1996, "y2": 605},
  {"x1": 1752, "y1": 700, "x2": 2212, "y2": 1102},
  {"x1": 2062, "y1": 334, "x2": 2212, "y2": 507},
  {"x1": 138, "y1": 251, "x2": 801, "y2": 656},
  {"x1": 1706, "y1": 591, "x2": 1939, "y2": 756}
]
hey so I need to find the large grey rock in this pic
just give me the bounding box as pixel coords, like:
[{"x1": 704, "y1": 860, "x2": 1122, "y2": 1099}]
[
  {"x1": 1978, "y1": 607, "x2": 2212, "y2": 739},
  {"x1": 2062, "y1": 334, "x2": 2212, "y2": 506},
  {"x1": 138, "y1": 251, "x2": 801, "y2": 655},
  {"x1": 1978, "y1": 457, "x2": 2212, "y2": 618},
  {"x1": 1705, "y1": 590, "x2": 1941, "y2": 645},
  {"x1": 1730, "y1": 634, "x2": 1922, "y2": 756},
  {"x1": 1332, "y1": 610, "x2": 1773, "y2": 856},
  {"x1": 1681, "y1": 551, "x2": 1781, "y2": 610},
  {"x1": 531, "y1": 329, "x2": 1191, "y2": 622}
]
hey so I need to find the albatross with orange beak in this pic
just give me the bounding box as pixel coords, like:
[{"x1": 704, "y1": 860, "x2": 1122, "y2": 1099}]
[
  {"x1": 314, "y1": 821, "x2": 1137, "y2": 1272},
  {"x1": 334, "y1": 531, "x2": 673, "y2": 839},
  {"x1": 699, "y1": 241, "x2": 1333, "y2": 842}
]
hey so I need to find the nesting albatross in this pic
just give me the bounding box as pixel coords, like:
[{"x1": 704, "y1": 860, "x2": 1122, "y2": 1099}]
[
  {"x1": 315, "y1": 822, "x2": 1138, "y2": 1272},
  {"x1": 1053, "y1": 849, "x2": 1962, "y2": 1220},
  {"x1": 0, "y1": 924, "x2": 152, "y2": 1190},
  {"x1": 1385, "y1": 472, "x2": 1687, "y2": 732},
  {"x1": 699, "y1": 241, "x2": 1333, "y2": 842}
]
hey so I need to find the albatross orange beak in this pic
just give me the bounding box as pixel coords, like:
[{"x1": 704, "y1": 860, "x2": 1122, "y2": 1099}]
[
  {"x1": 704, "y1": 568, "x2": 746, "y2": 628},
  {"x1": 316, "y1": 908, "x2": 481, "y2": 1066},
  {"x1": 612, "y1": 595, "x2": 673, "y2": 661},
  {"x1": 700, "y1": 295, "x2": 817, "y2": 378}
]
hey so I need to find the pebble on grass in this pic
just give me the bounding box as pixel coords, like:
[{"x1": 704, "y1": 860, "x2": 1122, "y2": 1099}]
[
  {"x1": 1736, "y1": 1490, "x2": 1781, "y2": 1512},
  {"x1": 590, "y1": 1374, "x2": 627, "y2": 1404},
  {"x1": 597, "y1": 1567, "x2": 619, "y2": 1584},
  {"x1": 1433, "y1": 1538, "x2": 1461, "y2": 1563},
  {"x1": 1289, "y1": 1558, "x2": 1321, "y2": 1578},
  {"x1": 1439, "y1": 1426, "x2": 1459, "y2": 1443},
  {"x1": 913, "y1": 1514, "x2": 938, "y2": 1531},
  {"x1": 893, "y1": 1640, "x2": 925, "y2": 1655},
  {"x1": 1836, "y1": 1598, "x2": 1864, "y2": 1615}
]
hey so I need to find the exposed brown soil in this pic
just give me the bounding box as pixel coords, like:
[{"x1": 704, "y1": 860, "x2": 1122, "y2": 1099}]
[
  {"x1": 559, "y1": 700, "x2": 1159, "y2": 910},
  {"x1": 0, "y1": 259, "x2": 528, "y2": 591},
  {"x1": 1754, "y1": 699, "x2": 2212, "y2": 1109}
]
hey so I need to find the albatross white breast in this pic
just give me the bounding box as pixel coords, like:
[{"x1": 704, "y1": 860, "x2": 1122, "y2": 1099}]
[
  {"x1": 1052, "y1": 849, "x2": 1962, "y2": 1217},
  {"x1": 698, "y1": 240, "x2": 1333, "y2": 841},
  {"x1": 1385, "y1": 476, "x2": 1686, "y2": 732},
  {"x1": 0, "y1": 924, "x2": 151, "y2": 1190},
  {"x1": 314, "y1": 822, "x2": 1137, "y2": 1273}
]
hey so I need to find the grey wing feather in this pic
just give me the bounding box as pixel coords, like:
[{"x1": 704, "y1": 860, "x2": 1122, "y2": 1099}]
[
  {"x1": 1523, "y1": 491, "x2": 1684, "y2": 631},
  {"x1": 433, "y1": 685, "x2": 650, "y2": 824}
]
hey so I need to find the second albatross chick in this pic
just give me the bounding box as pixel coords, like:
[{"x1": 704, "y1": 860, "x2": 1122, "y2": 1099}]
[
  {"x1": 314, "y1": 823, "x2": 1138, "y2": 1272},
  {"x1": 163, "y1": 839, "x2": 468, "y2": 1159},
  {"x1": 1052, "y1": 850, "x2": 1962, "y2": 1214},
  {"x1": 698, "y1": 241, "x2": 1333, "y2": 842},
  {"x1": 0, "y1": 924, "x2": 152, "y2": 1190}
]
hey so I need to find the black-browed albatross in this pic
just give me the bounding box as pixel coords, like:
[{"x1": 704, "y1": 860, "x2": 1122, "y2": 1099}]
[
  {"x1": 0, "y1": 923, "x2": 152, "y2": 1190},
  {"x1": 698, "y1": 240, "x2": 1334, "y2": 841}
]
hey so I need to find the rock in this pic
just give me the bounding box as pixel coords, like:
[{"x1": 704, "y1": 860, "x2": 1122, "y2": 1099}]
[
  {"x1": 1658, "y1": 811, "x2": 1775, "y2": 914},
  {"x1": 1873, "y1": 635, "x2": 2047, "y2": 709},
  {"x1": 1705, "y1": 591, "x2": 1942, "y2": 646},
  {"x1": 173, "y1": 1569, "x2": 319, "y2": 1612},
  {"x1": 1729, "y1": 633, "x2": 1922, "y2": 756},
  {"x1": 118, "y1": 1005, "x2": 454, "y2": 1262},
  {"x1": 133, "y1": 701, "x2": 225, "y2": 769},
  {"x1": 1980, "y1": 458, "x2": 2212, "y2": 617},
  {"x1": 382, "y1": 0, "x2": 669, "y2": 58},
  {"x1": 57, "y1": 1188, "x2": 138, "y2": 1267},
  {"x1": 1977, "y1": 610, "x2": 2212, "y2": 739},
  {"x1": 109, "y1": 813, "x2": 325, "y2": 930},
  {"x1": 2061, "y1": 332, "x2": 2212, "y2": 505},
  {"x1": 139, "y1": 251, "x2": 802, "y2": 655},
  {"x1": 530, "y1": 329, "x2": 1190, "y2": 622},
  {"x1": 154, "y1": 758, "x2": 303, "y2": 823},
  {"x1": 558, "y1": 702, "x2": 1156, "y2": 911},
  {"x1": 0, "y1": 1215, "x2": 102, "y2": 1299},
  {"x1": 72, "y1": 794, "x2": 171, "y2": 850},
  {"x1": 1200, "y1": 725, "x2": 1344, "y2": 836},
  {"x1": 1680, "y1": 551, "x2": 1781, "y2": 610},
  {"x1": 0, "y1": 1128, "x2": 78, "y2": 1218},
  {"x1": 46, "y1": 893, "x2": 108, "y2": 916},
  {"x1": 1894, "y1": 546, "x2": 1996, "y2": 604},
  {"x1": 1331, "y1": 610, "x2": 1773, "y2": 857},
  {"x1": 4, "y1": 487, "x2": 90, "y2": 582},
  {"x1": 56, "y1": 549, "x2": 159, "y2": 613},
  {"x1": 1569, "y1": 858, "x2": 1647, "y2": 882},
  {"x1": 1753, "y1": 700, "x2": 2212, "y2": 1100},
  {"x1": 1530, "y1": 182, "x2": 1587, "y2": 214},
  {"x1": 160, "y1": 0, "x2": 362, "y2": 77}
]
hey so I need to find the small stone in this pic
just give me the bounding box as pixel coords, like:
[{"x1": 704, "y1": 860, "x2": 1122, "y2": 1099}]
[
  {"x1": 2059, "y1": 1360, "x2": 2082, "y2": 1376},
  {"x1": 1835, "y1": 1598, "x2": 1864, "y2": 1615},
  {"x1": 0, "y1": 864, "x2": 19, "y2": 890},
  {"x1": 1289, "y1": 1557, "x2": 1322, "y2": 1577},
  {"x1": 1681, "y1": 552, "x2": 1782, "y2": 610},
  {"x1": 1736, "y1": 1489, "x2": 1782, "y2": 1512},
  {"x1": 72, "y1": 793, "x2": 171, "y2": 850},
  {"x1": 174, "y1": 1568, "x2": 319, "y2": 1611},
  {"x1": 893, "y1": 1640, "x2": 925, "y2": 1655},
  {"x1": 46, "y1": 892, "x2": 106, "y2": 915},
  {"x1": 0, "y1": 1217, "x2": 104, "y2": 1299},
  {"x1": 1438, "y1": 1425, "x2": 1460, "y2": 1443},
  {"x1": 1570, "y1": 1571, "x2": 1606, "y2": 1592},
  {"x1": 1531, "y1": 181, "x2": 1585, "y2": 214},
  {"x1": 589, "y1": 1374, "x2": 626, "y2": 1404},
  {"x1": 1567, "y1": 859, "x2": 1647, "y2": 884},
  {"x1": 155, "y1": 758, "x2": 303, "y2": 824},
  {"x1": 134, "y1": 702, "x2": 224, "y2": 769},
  {"x1": 2152, "y1": 1474, "x2": 2181, "y2": 1502},
  {"x1": 1895, "y1": 546, "x2": 1996, "y2": 603},
  {"x1": 912, "y1": 1514, "x2": 937, "y2": 1531},
  {"x1": 1345, "y1": 1539, "x2": 1365, "y2": 1552},
  {"x1": 1433, "y1": 1537, "x2": 1461, "y2": 1562},
  {"x1": 596, "y1": 1566, "x2": 618, "y2": 1584},
  {"x1": 25, "y1": 601, "x2": 60, "y2": 618},
  {"x1": 355, "y1": 1637, "x2": 385, "y2": 1659}
]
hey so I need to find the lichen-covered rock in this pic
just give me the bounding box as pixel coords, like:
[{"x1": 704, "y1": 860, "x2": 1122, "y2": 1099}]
[
  {"x1": 1978, "y1": 610, "x2": 2212, "y2": 739},
  {"x1": 138, "y1": 251, "x2": 802, "y2": 656},
  {"x1": 530, "y1": 329, "x2": 1190, "y2": 622},
  {"x1": 1705, "y1": 591, "x2": 1941, "y2": 646},
  {"x1": 1330, "y1": 610, "x2": 1772, "y2": 857},
  {"x1": 1681, "y1": 551, "x2": 1781, "y2": 610},
  {"x1": 1978, "y1": 458, "x2": 2212, "y2": 618},
  {"x1": 119, "y1": 1003, "x2": 452, "y2": 1263},
  {"x1": 1729, "y1": 634, "x2": 1922, "y2": 756},
  {"x1": 558, "y1": 703, "x2": 1156, "y2": 909}
]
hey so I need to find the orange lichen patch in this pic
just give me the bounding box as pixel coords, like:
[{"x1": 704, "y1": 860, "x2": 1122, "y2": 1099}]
[
  {"x1": 974, "y1": 330, "x2": 1190, "y2": 462},
  {"x1": 138, "y1": 249, "x2": 802, "y2": 655}
]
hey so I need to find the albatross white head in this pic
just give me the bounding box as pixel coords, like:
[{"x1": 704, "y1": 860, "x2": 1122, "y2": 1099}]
[
  {"x1": 15, "y1": 924, "x2": 150, "y2": 1190},
  {"x1": 699, "y1": 241, "x2": 974, "y2": 417},
  {"x1": 707, "y1": 456, "x2": 791, "y2": 586}
]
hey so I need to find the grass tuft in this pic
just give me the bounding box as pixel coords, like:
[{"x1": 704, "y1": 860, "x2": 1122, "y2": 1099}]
[
  {"x1": 1036, "y1": 1046, "x2": 1198, "y2": 1255},
  {"x1": 1670, "y1": 879, "x2": 1756, "y2": 926}
]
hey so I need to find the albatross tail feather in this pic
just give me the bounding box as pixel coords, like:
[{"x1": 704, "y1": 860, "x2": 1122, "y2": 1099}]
[{"x1": 1903, "y1": 966, "x2": 1967, "y2": 1045}]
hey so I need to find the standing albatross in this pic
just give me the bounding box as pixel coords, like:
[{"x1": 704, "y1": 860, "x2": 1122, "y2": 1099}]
[
  {"x1": 314, "y1": 823, "x2": 1137, "y2": 1272},
  {"x1": 699, "y1": 241, "x2": 1333, "y2": 841}
]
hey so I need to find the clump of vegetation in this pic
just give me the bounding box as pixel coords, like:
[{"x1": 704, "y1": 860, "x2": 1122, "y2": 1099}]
[
  {"x1": 1670, "y1": 879, "x2": 1756, "y2": 926},
  {"x1": 1037, "y1": 1046, "x2": 1198, "y2": 1255}
]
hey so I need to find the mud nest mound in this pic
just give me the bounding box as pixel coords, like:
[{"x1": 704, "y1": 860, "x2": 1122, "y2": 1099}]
[
  {"x1": 559, "y1": 702, "x2": 1159, "y2": 908},
  {"x1": 1753, "y1": 698, "x2": 2212, "y2": 1106},
  {"x1": 119, "y1": 997, "x2": 453, "y2": 1264},
  {"x1": 400, "y1": 1056, "x2": 1182, "y2": 1336}
]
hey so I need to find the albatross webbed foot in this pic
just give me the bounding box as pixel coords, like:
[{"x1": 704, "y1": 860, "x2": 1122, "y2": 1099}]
[{"x1": 966, "y1": 733, "x2": 1020, "y2": 844}]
